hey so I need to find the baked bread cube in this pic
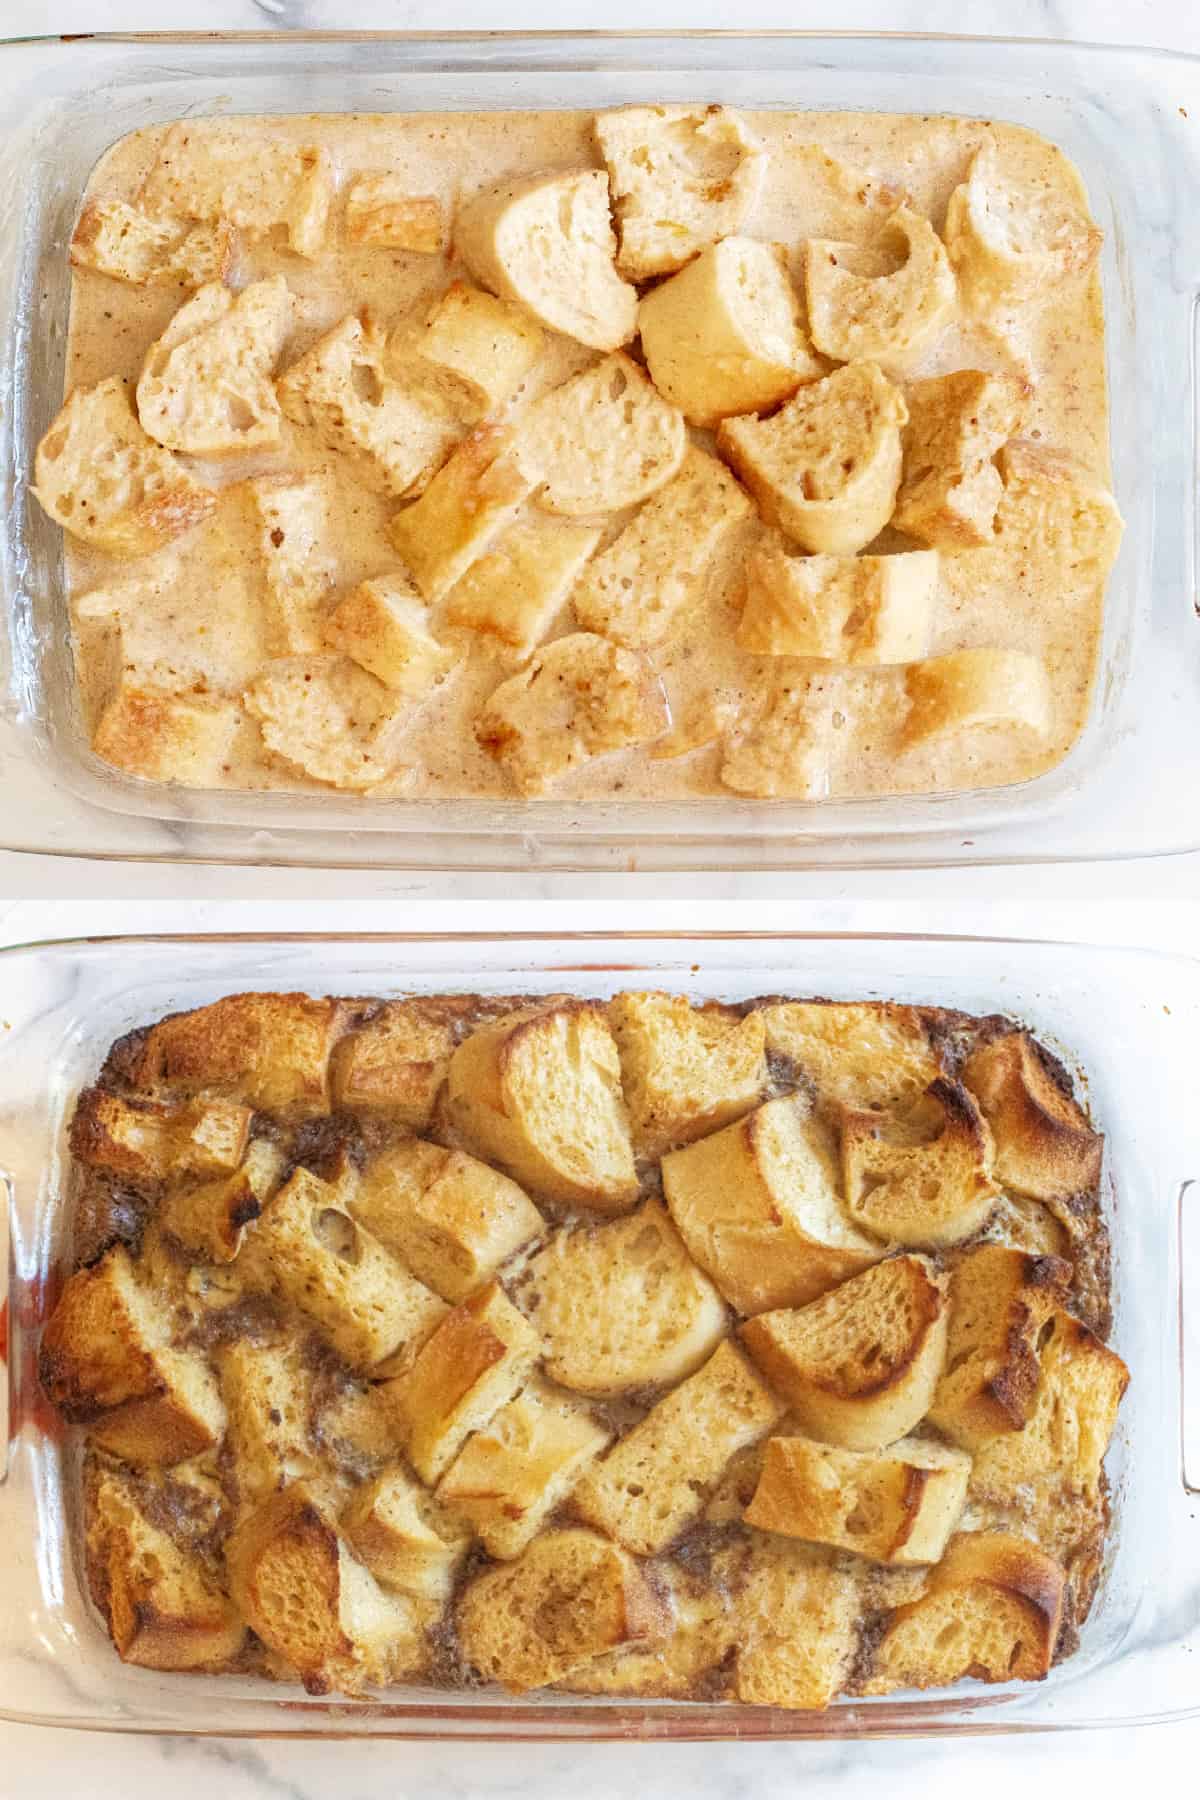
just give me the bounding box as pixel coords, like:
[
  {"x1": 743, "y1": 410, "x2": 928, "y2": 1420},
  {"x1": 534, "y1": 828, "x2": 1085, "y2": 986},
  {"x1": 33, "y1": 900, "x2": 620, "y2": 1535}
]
[
  {"x1": 85, "y1": 1462, "x2": 245, "y2": 1670},
  {"x1": 323, "y1": 575, "x2": 459, "y2": 695},
  {"x1": 331, "y1": 1000, "x2": 457, "y2": 1128},
  {"x1": 243, "y1": 1166, "x2": 446, "y2": 1369},
  {"x1": 457, "y1": 1526, "x2": 667, "y2": 1691},
  {"x1": 244, "y1": 654, "x2": 407, "y2": 792},
  {"x1": 572, "y1": 1340, "x2": 785, "y2": 1554},
  {"x1": 758, "y1": 1000, "x2": 940, "y2": 1110},
  {"x1": 661, "y1": 1095, "x2": 881, "y2": 1316},
  {"x1": 525, "y1": 1199, "x2": 727, "y2": 1395},
  {"x1": 476, "y1": 631, "x2": 668, "y2": 795},
  {"x1": 34, "y1": 377, "x2": 215, "y2": 556},
  {"x1": 609, "y1": 989, "x2": 768, "y2": 1158},
  {"x1": 388, "y1": 424, "x2": 535, "y2": 603},
  {"x1": 892, "y1": 370, "x2": 1028, "y2": 549},
  {"x1": 962, "y1": 1031, "x2": 1103, "y2": 1200},
  {"x1": 228, "y1": 1482, "x2": 426, "y2": 1694},
  {"x1": 342, "y1": 1465, "x2": 470, "y2": 1599},
  {"x1": 395, "y1": 280, "x2": 543, "y2": 422},
  {"x1": 455, "y1": 168, "x2": 637, "y2": 353},
  {"x1": 277, "y1": 313, "x2": 459, "y2": 499},
  {"x1": 136, "y1": 276, "x2": 291, "y2": 456},
  {"x1": 92, "y1": 681, "x2": 239, "y2": 786},
  {"x1": 140, "y1": 124, "x2": 333, "y2": 260},
  {"x1": 160, "y1": 1138, "x2": 284, "y2": 1265},
  {"x1": 736, "y1": 536, "x2": 937, "y2": 664},
  {"x1": 839, "y1": 1078, "x2": 999, "y2": 1249},
  {"x1": 383, "y1": 1281, "x2": 541, "y2": 1484},
  {"x1": 438, "y1": 1379, "x2": 610, "y2": 1558},
  {"x1": 69, "y1": 1085, "x2": 251, "y2": 1185},
  {"x1": 39, "y1": 1244, "x2": 224, "y2": 1465},
  {"x1": 130, "y1": 989, "x2": 344, "y2": 1117},
  {"x1": 442, "y1": 515, "x2": 601, "y2": 661},
  {"x1": 345, "y1": 177, "x2": 445, "y2": 253},
  {"x1": 517, "y1": 354, "x2": 686, "y2": 517},
  {"x1": 865, "y1": 1529, "x2": 1066, "y2": 1690},
  {"x1": 745, "y1": 1434, "x2": 971, "y2": 1565},
  {"x1": 246, "y1": 472, "x2": 338, "y2": 656},
  {"x1": 903, "y1": 648, "x2": 1052, "y2": 748},
  {"x1": 945, "y1": 138, "x2": 1102, "y2": 312},
  {"x1": 637, "y1": 237, "x2": 822, "y2": 427},
  {"x1": 731, "y1": 1537, "x2": 861, "y2": 1710},
  {"x1": 594, "y1": 105, "x2": 766, "y2": 280},
  {"x1": 218, "y1": 1336, "x2": 320, "y2": 1510},
  {"x1": 993, "y1": 440, "x2": 1123, "y2": 580},
  {"x1": 739, "y1": 1254, "x2": 949, "y2": 1450},
  {"x1": 571, "y1": 447, "x2": 753, "y2": 650},
  {"x1": 927, "y1": 1243, "x2": 1072, "y2": 1448},
  {"x1": 719, "y1": 667, "x2": 845, "y2": 800},
  {"x1": 444, "y1": 1001, "x2": 638, "y2": 1209},
  {"x1": 718, "y1": 361, "x2": 907, "y2": 555},
  {"x1": 803, "y1": 205, "x2": 956, "y2": 363},
  {"x1": 71, "y1": 200, "x2": 234, "y2": 289},
  {"x1": 350, "y1": 1136, "x2": 543, "y2": 1303},
  {"x1": 557, "y1": 1565, "x2": 739, "y2": 1699}
]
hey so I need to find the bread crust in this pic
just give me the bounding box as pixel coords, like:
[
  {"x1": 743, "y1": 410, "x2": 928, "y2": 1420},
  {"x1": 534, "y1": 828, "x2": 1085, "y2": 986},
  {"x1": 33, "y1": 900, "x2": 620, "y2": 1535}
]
[{"x1": 962, "y1": 1031, "x2": 1103, "y2": 1200}]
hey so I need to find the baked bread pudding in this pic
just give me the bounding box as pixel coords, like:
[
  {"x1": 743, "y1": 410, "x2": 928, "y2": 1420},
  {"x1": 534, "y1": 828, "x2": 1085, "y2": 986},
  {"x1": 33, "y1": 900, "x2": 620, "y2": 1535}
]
[
  {"x1": 40, "y1": 988, "x2": 1126, "y2": 1707},
  {"x1": 38, "y1": 106, "x2": 1120, "y2": 803}
]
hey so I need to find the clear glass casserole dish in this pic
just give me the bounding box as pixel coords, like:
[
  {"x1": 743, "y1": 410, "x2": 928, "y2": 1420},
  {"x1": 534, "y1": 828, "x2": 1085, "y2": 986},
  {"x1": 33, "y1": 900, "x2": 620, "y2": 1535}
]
[
  {"x1": 0, "y1": 31, "x2": 1198, "y2": 871},
  {"x1": 0, "y1": 929, "x2": 1195, "y2": 1739}
]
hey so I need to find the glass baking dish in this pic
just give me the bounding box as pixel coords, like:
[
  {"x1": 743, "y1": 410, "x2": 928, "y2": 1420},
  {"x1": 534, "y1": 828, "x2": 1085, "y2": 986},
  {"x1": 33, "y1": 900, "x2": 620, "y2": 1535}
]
[
  {"x1": 0, "y1": 929, "x2": 1195, "y2": 1740},
  {"x1": 0, "y1": 31, "x2": 1198, "y2": 871}
]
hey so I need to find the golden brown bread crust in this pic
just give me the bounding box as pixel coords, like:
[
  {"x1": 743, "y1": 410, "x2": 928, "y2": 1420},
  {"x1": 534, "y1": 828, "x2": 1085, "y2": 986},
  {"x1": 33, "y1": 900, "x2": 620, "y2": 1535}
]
[{"x1": 962, "y1": 1032, "x2": 1103, "y2": 1200}]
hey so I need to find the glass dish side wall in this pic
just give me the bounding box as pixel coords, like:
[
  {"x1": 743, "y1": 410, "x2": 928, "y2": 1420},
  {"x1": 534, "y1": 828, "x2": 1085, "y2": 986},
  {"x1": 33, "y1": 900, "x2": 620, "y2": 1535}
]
[
  {"x1": 0, "y1": 933, "x2": 1195, "y2": 1739},
  {"x1": 0, "y1": 33, "x2": 1198, "y2": 869}
]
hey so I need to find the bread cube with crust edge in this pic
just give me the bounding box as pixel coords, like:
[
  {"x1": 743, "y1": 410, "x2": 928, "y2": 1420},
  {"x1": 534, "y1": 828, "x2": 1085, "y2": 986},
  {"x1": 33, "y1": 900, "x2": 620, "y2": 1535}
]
[
  {"x1": 342, "y1": 1464, "x2": 471, "y2": 1600},
  {"x1": 160, "y1": 1137, "x2": 285, "y2": 1265},
  {"x1": 345, "y1": 178, "x2": 445, "y2": 253},
  {"x1": 91, "y1": 682, "x2": 241, "y2": 787},
  {"x1": 69, "y1": 1085, "x2": 252, "y2": 1186},
  {"x1": 388, "y1": 424, "x2": 535, "y2": 604},
  {"x1": 745, "y1": 1434, "x2": 972, "y2": 1565},
  {"x1": 962, "y1": 1031, "x2": 1103, "y2": 1201},
  {"x1": 331, "y1": 999, "x2": 458, "y2": 1128},
  {"x1": 758, "y1": 999, "x2": 940, "y2": 1111},
  {"x1": 892, "y1": 369, "x2": 1029, "y2": 550},
  {"x1": 839, "y1": 1077, "x2": 999, "y2": 1250},
  {"x1": 803, "y1": 205, "x2": 955, "y2": 364},
  {"x1": 610, "y1": 990, "x2": 768, "y2": 1160},
  {"x1": 71, "y1": 201, "x2": 235, "y2": 289},
  {"x1": 129, "y1": 990, "x2": 346, "y2": 1119},
  {"x1": 136, "y1": 276, "x2": 292, "y2": 457}
]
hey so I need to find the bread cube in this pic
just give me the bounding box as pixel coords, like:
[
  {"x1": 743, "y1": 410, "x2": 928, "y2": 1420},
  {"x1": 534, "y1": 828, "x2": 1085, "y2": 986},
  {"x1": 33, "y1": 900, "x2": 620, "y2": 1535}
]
[
  {"x1": 902, "y1": 648, "x2": 1052, "y2": 747},
  {"x1": 246, "y1": 472, "x2": 338, "y2": 656},
  {"x1": 228, "y1": 1482, "x2": 426, "y2": 1694},
  {"x1": 525, "y1": 1199, "x2": 727, "y2": 1396},
  {"x1": 323, "y1": 575, "x2": 459, "y2": 695},
  {"x1": 718, "y1": 667, "x2": 848, "y2": 801},
  {"x1": 745, "y1": 1434, "x2": 972, "y2": 1565},
  {"x1": 993, "y1": 440, "x2": 1123, "y2": 579},
  {"x1": 739, "y1": 1254, "x2": 949, "y2": 1450},
  {"x1": 457, "y1": 1526, "x2": 668, "y2": 1691},
  {"x1": 662, "y1": 1095, "x2": 881, "y2": 1315},
  {"x1": 131, "y1": 989, "x2": 345, "y2": 1117},
  {"x1": 244, "y1": 1167, "x2": 446, "y2": 1369},
  {"x1": 69, "y1": 1085, "x2": 251, "y2": 1184},
  {"x1": 759, "y1": 1000, "x2": 940, "y2": 1110},
  {"x1": 731, "y1": 1537, "x2": 862, "y2": 1709},
  {"x1": 218, "y1": 1336, "x2": 320, "y2": 1510},
  {"x1": 71, "y1": 200, "x2": 234, "y2": 288},
  {"x1": 893, "y1": 370, "x2": 1028, "y2": 549},
  {"x1": 442, "y1": 515, "x2": 600, "y2": 661},
  {"x1": 573, "y1": 1341, "x2": 785, "y2": 1554},
  {"x1": 331, "y1": 1000, "x2": 457, "y2": 1128},
  {"x1": 455, "y1": 168, "x2": 637, "y2": 353},
  {"x1": 438, "y1": 1379, "x2": 610, "y2": 1558},
  {"x1": 140, "y1": 123, "x2": 333, "y2": 259},
  {"x1": 736, "y1": 537, "x2": 938, "y2": 664},
  {"x1": 637, "y1": 237, "x2": 821, "y2": 427},
  {"x1": 595, "y1": 105, "x2": 766, "y2": 280},
  {"x1": 244, "y1": 654, "x2": 408, "y2": 792},
  {"x1": 136, "y1": 277, "x2": 291, "y2": 456},
  {"x1": 92, "y1": 681, "x2": 240, "y2": 785},
  {"x1": 277, "y1": 313, "x2": 460, "y2": 499},
  {"x1": 945, "y1": 138, "x2": 1102, "y2": 312},
  {"x1": 610, "y1": 989, "x2": 768, "y2": 1158},
  {"x1": 572, "y1": 448, "x2": 753, "y2": 650},
  {"x1": 517, "y1": 353, "x2": 686, "y2": 518},
  {"x1": 383, "y1": 1281, "x2": 541, "y2": 1484},
  {"x1": 345, "y1": 177, "x2": 445, "y2": 252},
  {"x1": 39, "y1": 1244, "x2": 225, "y2": 1464},
  {"x1": 477, "y1": 631, "x2": 668, "y2": 795},
  {"x1": 650, "y1": 687, "x2": 738, "y2": 762},
  {"x1": 398, "y1": 280, "x2": 543, "y2": 421},
  {"x1": 804, "y1": 205, "x2": 955, "y2": 363},
  {"x1": 388, "y1": 424, "x2": 535, "y2": 603},
  {"x1": 717, "y1": 361, "x2": 907, "y2": 555},
  {"x1": 342, "y1": 1464, "x2": 471, "y2": 1598},
  {"x1": 557, "y1": 1566, "x2": 738, "y2": 1699},
  {"x1": 839, "y1": 1078, "x2": 999, "y2": 1249},
  {"x1": 962, "y1": 1031, "x2": 1103, "y2": 1201},
  {"x1": 34, "y1": 377, "x2": 215, "y2": 556},
  {"x1": 927, "y1": 1243, "x2": 1072, "y2": 1448},
  {"x1": 351, "y1": 1137, "x2": 543, "y2": 1303},
  {"x1": 866, "y1": 1530, "x2": 1066, "y2": 1690},
  {"x1": 445, "y1": 1001, "x2": 638, "y2": 1209},
  {"x1": 161, "y1": 1138, "x2": 285, "y2": 1264}
]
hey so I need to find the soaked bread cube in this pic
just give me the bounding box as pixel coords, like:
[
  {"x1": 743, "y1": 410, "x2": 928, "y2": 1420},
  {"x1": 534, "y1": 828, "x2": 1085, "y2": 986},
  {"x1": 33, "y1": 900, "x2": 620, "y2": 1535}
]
[
  {"x1": 244, "y1": 654, "x2": 409, "y2": 792},
  {"x1": 610, "y1": 990, "x2": 767, "y2": 1159},
  {"x1": 92, "y1": 681, "x2": 240, "y2": 786},
  {"x1": 140, "y1": 124, "x2": 333, "y2": 260},
  {"x1": 330, "y1": 1001, "x2": 457, "y2": 1129},
  {"x1": 737, "y1": 536, "x2": 937, "y2": 664},
  {"x1": 342, "y1": 1465, "x2": 470, "y2": 1599},
  {"x1": 70, "y1": 1085, "x2": 251, "y2": 1185},
  {"x1": 893, "y1": 369, "x2": 1028, "y2": 548},
  {"x1": 442, "y1": 515, "x2": 601, "y2": 661},
  {"x1": 218, "y1": 1336, "x2": 321, "y2": 1511},
  {"x1": 130, "y1": 989, "x2": 344, "y2": 1118},
  {"x1": 902, "y1": 648, "x2": 1052, "y2": 747},
  {"x1": 161, "y1": 1138, "x2": 284, "y2": 1265},
  {"x1": 396, "y1": 280, "x2": 543, "y2": 421},
  {"x1": 839, "y1": 1077, "x2": 999, "y2": 1249},
  {"x1": 517, "y1": 353, "x2": 686, "y2": 517},
  {"x1": 323, "y1": 575, "x2": 459, "y2": 694},
  {"x1": 993, "y1": 440, "x2": 1124, "y2": 580},
  {"x1": 246, "y1": 472, "x2": 339, "y2": 656},
  {"x1": 731, "y1": 1537, "x2": 862, "y2": 1709},
  {"x1": 345, "y1": 177, "x2": 445, "y2": 252},
  {"x1": 71, "y1": 200, "x2": 234, "y2": 288},
  {"x1": 962, "y1": 1031, "x2": 1103, "y2": 1200},
  {"x1": 719, "y1": 666, "x2": 847, "y2": 801},
  {"x1": 945, "y1": 137, "x2": 1102, "y2": 311},
  {"x1": 389, "y1": 425, "x2": 536, "y2": 603},
  {"x1": 758, "y1": 1000, "x2": 940, "y2": 1110},
  {"x1": 136, "y1": 277, "x2": 292, "y2": 456},
  {"x1": 745, "y1": 1434, "x2": 972, "y2": 1565},
  {"x1": 803, "y1": 205, "x2": 955, "y2": 363}
]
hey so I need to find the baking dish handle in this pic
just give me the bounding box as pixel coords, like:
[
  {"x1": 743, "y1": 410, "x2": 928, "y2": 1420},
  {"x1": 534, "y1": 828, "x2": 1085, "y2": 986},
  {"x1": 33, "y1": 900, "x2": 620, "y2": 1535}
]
[
  {"x1": 0, "y1": 1166, "x2": 11, "y2": 1483},
  {"x1": 1180, "y1": 1179, "x2": 1199, "y2": 1495}
]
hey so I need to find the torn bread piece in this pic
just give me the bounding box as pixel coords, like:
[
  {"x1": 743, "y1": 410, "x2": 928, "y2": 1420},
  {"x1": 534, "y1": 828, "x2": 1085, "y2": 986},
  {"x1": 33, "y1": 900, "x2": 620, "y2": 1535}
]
[
  {"x1": 392, "y1": 280, "x2": 544, "y2": 423},
  {"x1": 330, "y1": 1001, "x2": 457, "y2": 1129},
  {"x1": 517, "y1": 354, "x2": 686, "y2": 517},
  {"x1": 244, "y1": 654, "x2": 410, "y2": 792},
  {"x1": 902, "y1": 648, "x2": 1052, "y2": 748},
  {"x1": 839, "y1": 1078, "x2": 999, "y2": 1249},
  {"x1": 992, "y1": 440, "x2": 1123, "y2": 581},
  {"x1": 246, "y1": 471, "x2": 339, "y2": 655},
  {"x1": 140, "y1": 124, "x2": 333, "y2": 260},
  {"x1": 893, "y1": 370, "x2": 1028, "y2": 549},
  {"x1": 389, "y1": 424, "x2": 535, "y2": 603},
  {"x1": 342, "y1": 1465, "x2": 470, "y2": 1599},
  {"x1": 345, "y1": 177, "x2": 445, "y2": 253},
  {"x1": 737, "y1": 536, "x2": 937, "y2": 664},
  {"x1": 595, "y1": 105, "x2": 766, "y2": 280},
  {"x1": 442, "y1": 515, "x2": 601, "y2": 661},
  {"x1": 71, "y1": 201, "x2": 234, "y2": 289},
  {"x1": 745, "y1": 1434, "x2": 972, "y2": 1565},
  {"x1": 637, "y1": 236, "x2": 821, "y2": 427},
  {"x1": 718, "y1": 666, "x2": 845, "y2": 800},
  {"x1": 130, "y1": 990, "x2": 344, "y2": 1117},
  {"x1": 136, "y1": 277, "x2": 292, "y2": 456},
  {"x1": 476, "y1": 631, "x2": 668, "y2": 795},
  {"x1": 945, "y1": 137, "x2": 1102, "y2": 312},
  {"x1": 962, "y1": 1031, "x2": 1103, "y2": 1201},
  {"x1": 610, "y1": 989, "x2": 768, "y2": 1159},
  {"x1": 455, "y1": 168, "x2": 638, "y2": 352},
  {"x1": 70, "y1": 1085, "x2": 251, "y2": 1185},
  {"x1": 759, "y1": 1000, "x2": 941, "y2": 1110},
  {"x1": 160, "y1": 1137, "x2": 284, "y2": 1265},
  {"x1": 571, "y1": 447, "x2": 752, "y2": 650},
  {"x1": 92, "y1": 682, "x2": 239, "y2": 786},
  {"x1": 34, "y1": 377, "x2": 215, "y2": 556},
  {"x1": 731, "y1": 1537, "x2": 862, "y2": 1709},
  {"x1": 717, "y1": 361, "x2": 907, "y2": 555},
  {"x1": 323, "y1": 575, "x2": 460, "y2": 694},
  {"x1": 804, "y1": 205, "x2": 956, "y2": 363}
]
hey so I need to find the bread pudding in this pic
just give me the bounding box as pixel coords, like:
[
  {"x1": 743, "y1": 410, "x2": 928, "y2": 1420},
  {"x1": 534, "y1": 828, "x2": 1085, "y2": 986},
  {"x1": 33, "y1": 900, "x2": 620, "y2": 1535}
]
[
  {"x1": 39, "y1": 106, "x2": 1120, "y2": 803},
  {"x1": 39, "y1": 988, "x2": 1126, "y2": 1707}
]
